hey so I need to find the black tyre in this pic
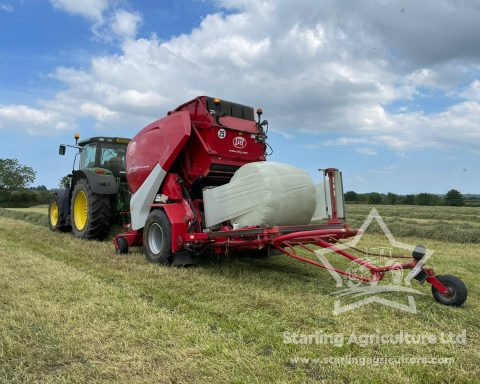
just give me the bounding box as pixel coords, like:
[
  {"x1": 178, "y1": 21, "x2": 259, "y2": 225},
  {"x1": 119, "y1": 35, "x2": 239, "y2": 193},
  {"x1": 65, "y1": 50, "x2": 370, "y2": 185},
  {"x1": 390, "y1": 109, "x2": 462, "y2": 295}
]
[
  {"x1": 48, "y1": 195, "x2": 70, "y2": 232},
  {"x1": 116, "y1": 237, "x2": 129, "y2": 254},
  {"x1": 143, "y1": 209, "x2": 173, "y2": 265},
  {"x1": 431, "y1": 275, "x2": 468, "y2": 306},
  {"x1": 71, "y1": 178, "x2": 111, "y2": 240}
]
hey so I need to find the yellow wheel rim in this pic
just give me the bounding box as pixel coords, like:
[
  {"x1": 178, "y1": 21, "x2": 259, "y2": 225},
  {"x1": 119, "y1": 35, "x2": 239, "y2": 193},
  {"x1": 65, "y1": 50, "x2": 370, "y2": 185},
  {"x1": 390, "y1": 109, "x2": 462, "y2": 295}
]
[
  {"x1": 73, "y1": 191, "x2": 88, "y2": 230},
  {"x1": 50, "y1": 201, "x2": 59, "y2": 227}
]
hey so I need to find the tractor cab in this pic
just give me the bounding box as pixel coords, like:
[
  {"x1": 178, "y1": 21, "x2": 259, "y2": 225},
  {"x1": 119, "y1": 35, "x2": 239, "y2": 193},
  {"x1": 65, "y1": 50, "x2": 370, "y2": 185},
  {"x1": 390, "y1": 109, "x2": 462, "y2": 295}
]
[
  {"x1": 77, "y1": 137, "x2": 130, "y2": 177},
  {"x1": 59, "y1": 135, "x2": 131, "y2": 178}
]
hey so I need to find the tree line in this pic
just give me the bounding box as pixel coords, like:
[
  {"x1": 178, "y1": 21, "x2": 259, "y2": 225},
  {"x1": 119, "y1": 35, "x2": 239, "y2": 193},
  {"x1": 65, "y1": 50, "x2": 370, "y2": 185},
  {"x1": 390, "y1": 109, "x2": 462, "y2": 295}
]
[
  {"x1": 344, "y1": 190, "x2": 472, "y2": 207},
  {"x1": 0, "y1": 158, "x2": 477, "y2": 208},
  {"x1": 0, "y1": 158, "x2": 50, "y2": 207}
]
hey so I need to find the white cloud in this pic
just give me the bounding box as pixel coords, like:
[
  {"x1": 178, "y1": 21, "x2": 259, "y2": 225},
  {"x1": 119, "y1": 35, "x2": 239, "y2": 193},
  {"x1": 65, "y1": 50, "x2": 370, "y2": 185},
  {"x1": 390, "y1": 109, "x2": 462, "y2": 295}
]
[
  {"x1": 0, "y1": 3, "x2": 13, "y2": 12},
  {"x1": 0, "y1": 105, "x2": 53, "y2": 124},
  {"x1": 356, "y1": 147, "x2": 377, "y2": 156},
  {"x1": 324, "y1": 137, "x2": 369, "y2": 146},
  {"x1": 49, "y1": 2, "x2": 143, "y2": 41},
  {"x1": 373, "y1": 134, "x2": 413, "y2": 151},
  {"x1": 10, "y1": 0, "x2": 480, "y2": 153},
  {"x1": 111, "y1": 9, "x2": 142, "y2": 39},
  {"x1": 50, "y1": 0, "x2": 109, "y2": 22},
  {"x1": 80, "y1": 102, "x2": 117, "y2": 121},
  {"x1": 0, "y1": 104, "x2": 70, "y2": 135},
  {"x1": 460, "y1": 79, "x2": 480, "y2": 100}
]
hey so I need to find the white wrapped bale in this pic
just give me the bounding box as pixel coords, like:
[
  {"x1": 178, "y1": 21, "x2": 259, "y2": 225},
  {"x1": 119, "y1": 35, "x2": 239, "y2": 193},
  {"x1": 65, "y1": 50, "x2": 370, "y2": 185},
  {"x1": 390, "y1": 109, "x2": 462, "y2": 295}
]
[{"x1": 203, "y1": 162, "x2": 316, "y2": 228}]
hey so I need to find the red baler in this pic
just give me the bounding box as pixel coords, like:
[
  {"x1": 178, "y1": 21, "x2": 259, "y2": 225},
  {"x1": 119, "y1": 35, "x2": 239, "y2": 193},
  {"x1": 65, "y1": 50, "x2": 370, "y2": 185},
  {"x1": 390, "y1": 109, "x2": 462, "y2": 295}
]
[{"x1": 113, "y1": 96, "x2": 467, "y2": 307}]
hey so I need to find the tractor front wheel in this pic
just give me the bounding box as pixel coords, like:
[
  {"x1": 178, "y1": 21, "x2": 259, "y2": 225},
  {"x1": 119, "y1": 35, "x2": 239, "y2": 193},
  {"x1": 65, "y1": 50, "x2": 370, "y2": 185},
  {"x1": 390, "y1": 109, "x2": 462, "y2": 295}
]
[
  {"x1": 431, "y1": 275, "x2": 467, "y2": 306},
  {"x1": 143, "y1": 209, "x2": 173, "y2": 265},
  {"x1": 48, "y1": 195, "x2": 69, "y2": 232},
  {"x1": 71, "y1": 179, "x2": 111, "y2": 240}
]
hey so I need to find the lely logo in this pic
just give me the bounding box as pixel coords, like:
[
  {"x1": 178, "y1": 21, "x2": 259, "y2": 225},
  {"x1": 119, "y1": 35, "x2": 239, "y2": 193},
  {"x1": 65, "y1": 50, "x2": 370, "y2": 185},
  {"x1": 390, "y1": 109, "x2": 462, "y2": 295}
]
[{"x1": 233, "y1": 136, "x2": 247, "y2": 149}]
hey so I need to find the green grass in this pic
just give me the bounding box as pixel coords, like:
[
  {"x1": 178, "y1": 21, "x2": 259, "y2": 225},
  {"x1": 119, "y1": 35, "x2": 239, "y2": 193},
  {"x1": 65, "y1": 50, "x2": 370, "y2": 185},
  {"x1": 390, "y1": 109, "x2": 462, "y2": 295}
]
[
  {"x1": 0, "y1": 207, "x2": 48, "y2": 227},
  {"x1": 0, "y1": 205, "x2": 479, "y2": 383},
  {"x1": 5, "y1": 204, "x2": 49, "y2": 214},
  {"x1": 346, "y1": 204, "x2": 480, "y2": 243}
]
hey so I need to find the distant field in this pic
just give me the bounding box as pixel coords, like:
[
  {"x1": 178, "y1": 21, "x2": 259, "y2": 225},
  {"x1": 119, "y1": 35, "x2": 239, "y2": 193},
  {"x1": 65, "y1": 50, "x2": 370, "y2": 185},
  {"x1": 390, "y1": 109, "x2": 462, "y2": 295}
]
[
  {"x1": 346, "y1": 204, "x2": 480, "y2": 243},
  {"x1": 0, "y1": 205, "x2": 479, "y2": 383},
  {"x1": 6, "y1": 205, "x2": 49, "y2": 214}
]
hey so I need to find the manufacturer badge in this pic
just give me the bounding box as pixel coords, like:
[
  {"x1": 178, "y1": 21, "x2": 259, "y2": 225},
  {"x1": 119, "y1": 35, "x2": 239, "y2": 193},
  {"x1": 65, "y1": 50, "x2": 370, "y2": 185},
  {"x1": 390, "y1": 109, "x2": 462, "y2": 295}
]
[{"x1": 232, "y1": 136, "x2": 247, "y2": 149}]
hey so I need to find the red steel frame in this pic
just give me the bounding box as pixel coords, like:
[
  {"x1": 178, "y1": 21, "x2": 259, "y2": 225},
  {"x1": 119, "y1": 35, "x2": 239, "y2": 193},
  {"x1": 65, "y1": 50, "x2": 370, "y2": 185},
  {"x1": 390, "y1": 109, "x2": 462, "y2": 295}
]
[{"x1": 114, "y1": 169, "x2": 450, "y2": 295}]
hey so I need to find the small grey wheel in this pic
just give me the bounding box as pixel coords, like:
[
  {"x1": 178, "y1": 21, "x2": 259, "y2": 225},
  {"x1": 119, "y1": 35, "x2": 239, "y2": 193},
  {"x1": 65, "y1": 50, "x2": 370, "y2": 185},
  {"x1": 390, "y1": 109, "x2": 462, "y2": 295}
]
[{"x1": 148, "y1": 223, "x2": 164, "y2": 255}]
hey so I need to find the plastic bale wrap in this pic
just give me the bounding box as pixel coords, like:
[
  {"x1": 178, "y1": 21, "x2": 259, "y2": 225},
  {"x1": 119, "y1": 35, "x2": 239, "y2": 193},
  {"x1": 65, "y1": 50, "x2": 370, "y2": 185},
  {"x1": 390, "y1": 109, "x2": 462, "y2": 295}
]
[{"x1": 202, "y1": 162, "x2": 317, "y2": 228}]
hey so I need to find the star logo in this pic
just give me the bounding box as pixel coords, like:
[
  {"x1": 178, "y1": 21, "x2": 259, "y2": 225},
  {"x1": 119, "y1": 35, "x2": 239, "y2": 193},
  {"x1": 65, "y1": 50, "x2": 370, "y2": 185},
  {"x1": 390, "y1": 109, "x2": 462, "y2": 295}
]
[{"x1": 315, "y1": 208, "x2": 434, "y2": 315}]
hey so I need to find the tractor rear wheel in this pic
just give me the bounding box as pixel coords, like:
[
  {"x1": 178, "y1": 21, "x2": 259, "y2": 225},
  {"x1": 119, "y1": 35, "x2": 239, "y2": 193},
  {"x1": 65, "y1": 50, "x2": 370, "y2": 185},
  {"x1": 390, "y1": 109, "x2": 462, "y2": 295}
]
[
  {"x1": 48, "y1": 195, "x2": 70, "y2": 232},
  {"x1": 71, "y1": 178, "x2": 111, "y2": 240},
  {"x1": 143, "y1": 209, "x2": 173, "y2": 265}
]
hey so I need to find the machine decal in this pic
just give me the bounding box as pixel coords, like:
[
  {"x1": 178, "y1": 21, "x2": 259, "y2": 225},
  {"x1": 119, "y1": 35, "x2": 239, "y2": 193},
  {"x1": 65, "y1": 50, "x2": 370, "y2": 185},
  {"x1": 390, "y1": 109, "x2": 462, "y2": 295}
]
[
  {"x1": 218, "y1": 129, "x2": 226, "y2": 139},
  {"x1": 128, "y1": 164, "x2": 150, "y2": 173},
  {"x1": 233, "y1": 136, "x2": 247, "y2": 149},
  {"x1": 128, "y1": 141, "x2": 137, "y2": 155}
]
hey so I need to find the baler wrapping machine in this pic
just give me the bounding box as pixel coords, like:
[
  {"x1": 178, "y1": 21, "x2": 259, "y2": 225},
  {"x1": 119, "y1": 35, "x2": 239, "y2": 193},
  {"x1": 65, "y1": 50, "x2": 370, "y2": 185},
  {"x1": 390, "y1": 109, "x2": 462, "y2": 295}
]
[{"x1": 114, "y1": 96, "x2": 467, "y2": 307}]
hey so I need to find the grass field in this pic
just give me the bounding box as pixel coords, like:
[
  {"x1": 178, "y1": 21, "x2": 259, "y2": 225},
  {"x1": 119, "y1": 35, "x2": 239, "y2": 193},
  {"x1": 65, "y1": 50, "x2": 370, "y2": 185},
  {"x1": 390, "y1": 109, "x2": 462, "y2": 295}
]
[{"x1": 0, "y1": 205, "x2": 479, "y2": 383}]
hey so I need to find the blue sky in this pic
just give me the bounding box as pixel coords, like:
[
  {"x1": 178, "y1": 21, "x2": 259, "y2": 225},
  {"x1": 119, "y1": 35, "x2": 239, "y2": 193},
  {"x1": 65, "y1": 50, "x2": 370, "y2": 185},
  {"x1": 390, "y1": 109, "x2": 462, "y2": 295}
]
[{"x1": 0, "y1": 0, "x2": 479, "y2": 194}]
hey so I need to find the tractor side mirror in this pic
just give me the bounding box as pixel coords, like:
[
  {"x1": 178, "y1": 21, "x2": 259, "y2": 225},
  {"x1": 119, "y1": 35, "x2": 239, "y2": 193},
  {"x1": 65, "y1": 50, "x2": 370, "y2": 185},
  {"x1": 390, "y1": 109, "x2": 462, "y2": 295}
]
[{"x1": 59, "y1": 145, "x2": 66, "y2": 155}]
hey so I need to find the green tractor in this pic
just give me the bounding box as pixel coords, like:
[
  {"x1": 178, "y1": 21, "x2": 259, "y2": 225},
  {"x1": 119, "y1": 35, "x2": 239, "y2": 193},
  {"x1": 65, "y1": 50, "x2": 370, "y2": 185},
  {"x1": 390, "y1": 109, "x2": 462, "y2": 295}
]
[{"x1": 48, "y1": 133, "x2": 131, "y2": 240}]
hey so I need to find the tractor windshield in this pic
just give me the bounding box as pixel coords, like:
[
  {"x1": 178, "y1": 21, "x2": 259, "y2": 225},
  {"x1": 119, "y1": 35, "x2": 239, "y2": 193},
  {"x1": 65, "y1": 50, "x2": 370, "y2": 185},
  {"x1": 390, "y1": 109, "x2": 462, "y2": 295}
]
[
  {"x1": 79, "y1": 142, "x2": 127, "y2": 174},
  {"x1": 99, "y1": 143, "x2": 127, "y2": 173},
  {"x1": 80, "y1": 143, "x2": 97, "y2": 169}
]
